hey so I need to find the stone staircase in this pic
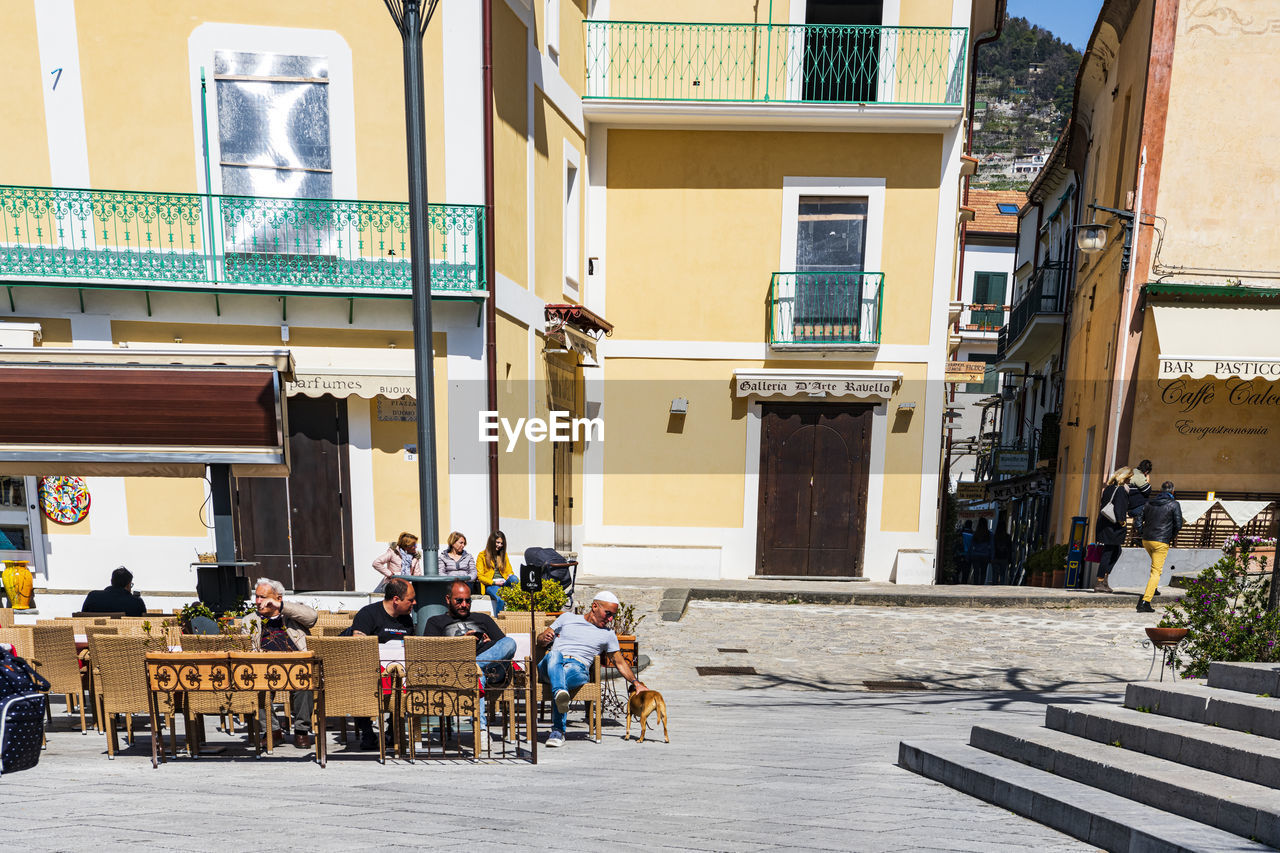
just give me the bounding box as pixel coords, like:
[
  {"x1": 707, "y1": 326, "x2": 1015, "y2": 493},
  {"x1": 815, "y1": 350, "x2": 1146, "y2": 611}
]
[{"x1": 899, "y1": 662, "x2": 1280, "y2": 852}]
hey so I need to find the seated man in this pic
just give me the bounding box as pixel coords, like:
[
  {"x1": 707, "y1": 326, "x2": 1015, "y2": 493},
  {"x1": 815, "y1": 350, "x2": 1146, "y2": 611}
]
[
  {"x1": 536, "y1": 591, "x2": 647, "y2": 748},
  {"x1": 80, "y1": 566, "x2": 147, "y2": 617},
  {"x1": 246, "y1": 578, "x2": 318, "y2": 749},
  {"x1": 350, "y1": 577, "x2": 416, "y2": 750},
  {"x1": 424, "y1": 580, "x2": 515, "y2": 740}
]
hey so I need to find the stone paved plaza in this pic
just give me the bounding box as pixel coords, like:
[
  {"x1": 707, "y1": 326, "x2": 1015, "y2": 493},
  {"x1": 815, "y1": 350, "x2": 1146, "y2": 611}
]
[{"x1": 6, "y1": 598, "x2": 1174, "y2": 851}]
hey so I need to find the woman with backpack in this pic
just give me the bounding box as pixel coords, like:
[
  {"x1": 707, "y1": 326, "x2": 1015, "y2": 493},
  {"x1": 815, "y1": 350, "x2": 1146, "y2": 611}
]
[{"x1": 1094, "y1": 467, "x2": 1132, "y2": 593}]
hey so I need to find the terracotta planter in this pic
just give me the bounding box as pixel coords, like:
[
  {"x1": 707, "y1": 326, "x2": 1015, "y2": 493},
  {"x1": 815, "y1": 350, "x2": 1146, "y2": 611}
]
[
  {"x1": 1247, "y1": 547, "x2": 1276, "y2": 573},
  {"x1": 1145, "y1": 627, "x2": 1188, "y2": 646},
  {"x1": 614, "y1": 634, "x2": 639, "y2": 668},
  {"x1": 1051, "y1": 569, "x2": 1066, "y2": 588}
]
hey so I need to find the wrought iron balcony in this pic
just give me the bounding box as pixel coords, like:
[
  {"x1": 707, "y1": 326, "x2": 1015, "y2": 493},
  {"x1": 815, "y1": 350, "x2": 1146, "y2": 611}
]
[
  {"x1": 584, "y1": 21, "x2": 968, "y2": 106},
  {"x1": 769, "y1": 271, "x2": 883, "y2": 347},
  {"x1": 1001, "y1": 263, "x2": 1068, "y2": 352},
  {"x1": 0, "y1": 185, "x2": 484, "y2": 296}
]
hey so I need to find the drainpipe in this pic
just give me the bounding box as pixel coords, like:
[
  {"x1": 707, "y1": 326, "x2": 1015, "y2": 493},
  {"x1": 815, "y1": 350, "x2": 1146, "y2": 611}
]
[
  {"x1": 483, "y1": 0, "x2": 500, "y2": 531},
  {"x1": 1105, "y1": 145, "x2": 1145, "y2": 478},
  {"x1": 938, "y1": 11, "x2": 1004, "y2": 581}
]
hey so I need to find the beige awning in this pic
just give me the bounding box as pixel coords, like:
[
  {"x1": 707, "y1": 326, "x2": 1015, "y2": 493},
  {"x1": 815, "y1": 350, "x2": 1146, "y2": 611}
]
[
  {"x1": 119, "y1": 342, "x2": 416, "y2": 399},
  {"x1": 1154, "y1": 304, "x2": 1280, "y2": 381}
]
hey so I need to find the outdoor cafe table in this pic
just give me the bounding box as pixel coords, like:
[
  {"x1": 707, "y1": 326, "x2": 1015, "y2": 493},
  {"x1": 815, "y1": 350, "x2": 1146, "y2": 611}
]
[{"x1": 144, "y1": 650, "x2": 326, "y2": 768}]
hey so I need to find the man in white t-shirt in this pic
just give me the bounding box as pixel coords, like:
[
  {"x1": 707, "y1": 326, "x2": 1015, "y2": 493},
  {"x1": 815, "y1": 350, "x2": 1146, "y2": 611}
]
[{"x1": 536, "y1": 591, "x2": 647, "y2": 747}]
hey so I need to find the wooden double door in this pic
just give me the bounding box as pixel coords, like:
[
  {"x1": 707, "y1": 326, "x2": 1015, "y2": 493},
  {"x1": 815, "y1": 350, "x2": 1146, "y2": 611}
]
[
  {"x1": 757, "y1": 403, "x2": 872, "y2": 577},
  {"x1": 234, "y1": 394, "x2": 354, "y2": 591}
]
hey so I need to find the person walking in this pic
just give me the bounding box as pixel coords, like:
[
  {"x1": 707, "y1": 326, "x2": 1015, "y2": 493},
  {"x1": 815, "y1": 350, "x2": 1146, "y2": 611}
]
[
  {"x1": 990, "y1": 524, "x2": 1012, "y2": 585},
  {"x1": 957, "y1": 521, "x2": 974, "y2": 584},
  {"x1": 970, "y1": 518, "x2": 993, "y2": 585},
  {"x1": 1137, "y1": 481, "x2": 1183, "y2": 613},
  {"x1": 1094, "y1": 467, "x2": 1132, "y2": 593},
  {"x1": 1128, "y1": 460, "x2": 1154, "y2": 530}
]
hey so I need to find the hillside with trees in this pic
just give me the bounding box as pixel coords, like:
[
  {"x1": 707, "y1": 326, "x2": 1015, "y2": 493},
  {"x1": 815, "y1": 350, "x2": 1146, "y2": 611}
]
[{"x1": 971, "y1": 16, "x2": 1083, "y2": 189}]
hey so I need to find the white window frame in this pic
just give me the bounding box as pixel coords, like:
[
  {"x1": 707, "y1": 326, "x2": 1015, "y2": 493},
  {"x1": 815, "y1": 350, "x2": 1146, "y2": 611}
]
[
  {"x1": 563, "y1": 140, "x2": 582, "y2": 296},
  {"x1": 546, "y1": 0, "x2": 561, "y2": 63},
  {"x1": 778, "y1": 176, "x2": 885, "y2": 345},
  {"x1": 786, "y1": 0, "x2": 900, "y2": 102},
  {"x1": 188, "y1": 24, "x2": 357, "y2": 199}
]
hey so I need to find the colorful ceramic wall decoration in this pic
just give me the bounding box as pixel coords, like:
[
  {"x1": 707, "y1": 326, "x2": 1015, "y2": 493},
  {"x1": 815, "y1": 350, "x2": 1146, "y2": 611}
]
[{"x1": 38, "y1": 476, "x2": 91, "y2": 524}]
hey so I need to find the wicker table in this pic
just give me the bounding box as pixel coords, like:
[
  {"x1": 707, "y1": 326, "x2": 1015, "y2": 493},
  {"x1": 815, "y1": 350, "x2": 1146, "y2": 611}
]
[{"x1": 144, "y1": 650, "x2": 326, "y2": 768}]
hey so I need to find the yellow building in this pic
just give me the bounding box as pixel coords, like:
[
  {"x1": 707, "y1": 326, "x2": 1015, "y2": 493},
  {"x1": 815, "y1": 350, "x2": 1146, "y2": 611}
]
[
  {"x1": 0, "y1": 0, "x2": 997, "y2": 601},
  {"x1": 1051, "y1": 0, "x2": 1280, "y2": 546}
]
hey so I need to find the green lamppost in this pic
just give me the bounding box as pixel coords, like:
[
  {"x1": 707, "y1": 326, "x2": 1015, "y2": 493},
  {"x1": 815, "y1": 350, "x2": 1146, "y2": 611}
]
[{"x1": 384, "y1": 0, "x2": 451, "y2": 623}]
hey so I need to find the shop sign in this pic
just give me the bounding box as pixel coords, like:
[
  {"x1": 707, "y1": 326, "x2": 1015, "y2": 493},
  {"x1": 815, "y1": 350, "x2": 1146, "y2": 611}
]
[
  {"x1": 1159, "y1": 358, "x2": 1280, "y2": 380},
  {"x1": 377, "y1": 398, "x2": 418, "y2": 422},
  {"x1": 290, "y1": 372, "x2": 415, "y2": 400},
  {"x1": 945, "y1": 361, "x2": 987, "y2": 384},
  {"x1": 955, "y1": 483, "x2": 985, "y2": 500},
  {"x1": 995, "y1": 450, "x2": 1030, "y2": 473},
  {"x1": 734, "y1": 377, "x2": 896, "y2": 398}
]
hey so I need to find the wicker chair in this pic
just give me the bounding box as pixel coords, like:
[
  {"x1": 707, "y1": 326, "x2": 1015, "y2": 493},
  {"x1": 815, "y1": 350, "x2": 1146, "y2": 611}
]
[
  {"x1": 31, "y1": 625, "x2": 88, "y2": 732},
  {"x1": 307, "y1": 636, "x2": 386, "y2": 762},
  {"x1": 91, "y1": 634, "x2": 171, "y2": 758},
  {"x1": 537, "y1": 654, "x2": 603, "y2": 743},
  {"x1": 0, "y1": 627, "x2": 35, "y2": 660},
  {"x1": 0, "y1": 607, "x2": 14, "y2": 628},
  {"x1": 402, "y1": 637, "x2": 482, "y2": 759}
]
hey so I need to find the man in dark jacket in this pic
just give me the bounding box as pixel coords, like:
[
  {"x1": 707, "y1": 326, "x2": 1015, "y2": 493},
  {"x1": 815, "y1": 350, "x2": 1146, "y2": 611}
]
[
  {"x1": 80, "y1": 567, "x2": 146, "y2": 616},
  {"x1": 1138, "y1": 481, "x2": 1183, "y2": 613}
]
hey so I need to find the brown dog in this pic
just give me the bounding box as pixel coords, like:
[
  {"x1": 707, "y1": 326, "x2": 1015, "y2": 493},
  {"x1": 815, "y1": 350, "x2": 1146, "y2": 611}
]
[{"x1": 625, "y1": 685, "x2": 669, "y2": 743}]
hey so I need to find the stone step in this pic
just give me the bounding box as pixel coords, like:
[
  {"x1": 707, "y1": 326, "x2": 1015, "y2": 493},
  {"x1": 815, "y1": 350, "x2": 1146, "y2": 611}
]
[
  {"x1": 1126, "y1": 681, "x2": 1280, "y2": 740},
  {"x1": 1208, "y1": 662, "x2": 1280, "y2": 697},
  {"x1": 970, "y1": 723, "x2": 1280, "y2": 847},
  {"x1": 1046, "y1": 702, "x2": 1280, "y2": 790},
  {"x1": 898, "y1": 739, "x2": 1274, "y2": 853}
]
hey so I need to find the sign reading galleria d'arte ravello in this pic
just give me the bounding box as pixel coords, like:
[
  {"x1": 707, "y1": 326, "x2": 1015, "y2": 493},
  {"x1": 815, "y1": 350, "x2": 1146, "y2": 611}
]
[{"x1": 735, "y1": 378, "x2": 896, "y2": 397}]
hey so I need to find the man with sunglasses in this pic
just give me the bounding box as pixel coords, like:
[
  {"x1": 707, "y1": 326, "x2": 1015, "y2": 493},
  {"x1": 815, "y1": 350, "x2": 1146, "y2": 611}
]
[
  {"x1": 536, "y1": 591, "x2": 647, "y2": 748},
  {"x1": 424, "y1": 580, "x2": 514, "y2": 741}
]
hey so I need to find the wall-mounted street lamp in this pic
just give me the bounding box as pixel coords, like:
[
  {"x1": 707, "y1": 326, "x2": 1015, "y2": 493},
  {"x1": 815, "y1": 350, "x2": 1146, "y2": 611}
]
[{"x1": 1074, "y1": 203, "x2": 1136, "y2": 272}]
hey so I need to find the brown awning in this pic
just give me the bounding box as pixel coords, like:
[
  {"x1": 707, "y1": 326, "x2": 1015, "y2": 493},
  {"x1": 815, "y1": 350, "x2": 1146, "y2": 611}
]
[{"x1": 0, "y1": 348, "x2": 292, "y2": 476}]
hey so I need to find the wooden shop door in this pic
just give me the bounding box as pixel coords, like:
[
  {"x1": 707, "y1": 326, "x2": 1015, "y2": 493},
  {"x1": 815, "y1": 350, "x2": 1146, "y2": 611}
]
[
  {"x1": 756, "y1": 402, "x2": 872, "y2": 577},
  {"x1": 235, "y1": 394, "x2": 354, "y2": 591}
]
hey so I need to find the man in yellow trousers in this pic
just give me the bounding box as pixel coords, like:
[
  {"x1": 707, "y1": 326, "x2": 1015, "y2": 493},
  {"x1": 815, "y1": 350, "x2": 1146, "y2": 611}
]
[{"x1": 1138, "y1": 481, "x2": 1183, "y2": 613}]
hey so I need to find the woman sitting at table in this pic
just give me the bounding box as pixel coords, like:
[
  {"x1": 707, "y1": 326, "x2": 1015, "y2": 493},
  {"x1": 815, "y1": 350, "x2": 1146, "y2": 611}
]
[
  {"x1": 372, "y1": 532, "x2": 423, "y2": 592},
  {"x1": 438, "y1": 531, "x2": 477, "y2": 583},
  {"x1": 477, "y1": 530, "x2": 519, "y2": 614}
]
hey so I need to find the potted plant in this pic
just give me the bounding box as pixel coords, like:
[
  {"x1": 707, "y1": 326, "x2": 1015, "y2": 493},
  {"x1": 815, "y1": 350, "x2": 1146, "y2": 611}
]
[
  {"x1": 613, "y1": 601, "x2": 645, "y2": 668},
  {"x1": 178, "y1": 600, "x2": 252, "y2": 635},
  {"x1": 497, "y1": 578, "x2": 569, "y2": 614}
]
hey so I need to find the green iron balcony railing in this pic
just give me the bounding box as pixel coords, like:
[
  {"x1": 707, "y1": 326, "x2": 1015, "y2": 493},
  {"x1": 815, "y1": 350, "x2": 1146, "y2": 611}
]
[
  {"x1": 0, "y1": 184, "x2": 484, "y2": 295},
  {"x1": 769, "y1": 271, "x2": 883, "y2": 347},
  {"x1": 585, "y1": 21, "x2": 967, "y2": 105}
]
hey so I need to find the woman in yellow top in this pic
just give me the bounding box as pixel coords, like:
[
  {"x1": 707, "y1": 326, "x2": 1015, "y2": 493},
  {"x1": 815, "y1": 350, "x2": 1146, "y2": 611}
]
[{"x1": 477, "y1": 530, "x2": 518, "y2": 614}]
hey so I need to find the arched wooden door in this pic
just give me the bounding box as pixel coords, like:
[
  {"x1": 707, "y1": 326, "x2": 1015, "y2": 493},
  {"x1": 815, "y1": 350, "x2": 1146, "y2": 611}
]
[{"x1": 757, "y1": 403, "x2": 872, "y2": 576}]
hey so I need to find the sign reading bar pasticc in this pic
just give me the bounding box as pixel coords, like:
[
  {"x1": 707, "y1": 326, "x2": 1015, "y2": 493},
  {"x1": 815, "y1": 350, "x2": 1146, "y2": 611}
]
[
  {"x1": 946, "y1": 361, "x2": 988, "y2": 384},
  {"x1": 1159, "y1": 358, "x2": 1280, "y2": 381}
]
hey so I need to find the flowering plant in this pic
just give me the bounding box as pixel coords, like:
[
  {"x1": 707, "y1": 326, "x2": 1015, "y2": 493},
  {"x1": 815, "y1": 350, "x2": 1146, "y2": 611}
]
[
  {"x1": 1223, "y1": 534, "x2": 1277, "y2": 555},
  {"x1": 1160, "y1": 537, "x2": 1279, "y2": 678}
]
